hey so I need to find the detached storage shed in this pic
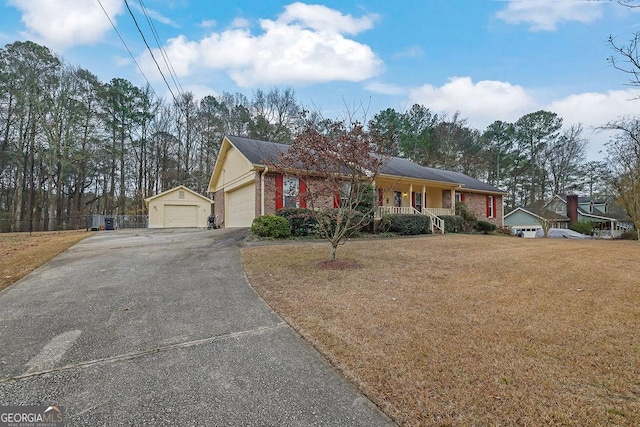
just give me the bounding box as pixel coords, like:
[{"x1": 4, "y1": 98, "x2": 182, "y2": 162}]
[{"x1": 145, "y1": 185, "x2": 213, "y2": 228}]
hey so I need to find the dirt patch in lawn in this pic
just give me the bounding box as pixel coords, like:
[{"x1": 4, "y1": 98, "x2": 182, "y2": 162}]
[
  {"x1": 242, "y1": 235, "x2": 640, "y2": 426},
  {"x1": 0, "y1": 230, "x2": 92, "y2": 291}
]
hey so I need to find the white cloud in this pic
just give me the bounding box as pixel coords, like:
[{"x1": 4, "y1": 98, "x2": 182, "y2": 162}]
[
  {"x1": 200, "y1": 20, "x2": 217, "y2": 29},
  {"x1": 140, "y1": 3, "x2": 382, "y2": 87},
  {"x1": 393, "y1": 45, "x2": 424, "y2": 59},
  {"x1": 229, "y1": 17, "x2": 251, "y2": 29},
  {"x1": 408, "y1": 76, "x2": 535, "y2": 129},
  {"x1": 546, "y1": 89, "x2": 640, "y2": 159},
  {"x1": 365, "y1": 82, "x2": 407, "y2": 96},
  {"x1": 129, "y1": 2, "x2": 178, "y2": 28},
  {"x1": 278, "y1": 2, "x2": 378, "y2": 35},
  {"x1": 496, "y1": 0, "x2": 602, "y2": 31},
  {"x1": 8, "y1": 0, "x2": 123, "y2": 48}
]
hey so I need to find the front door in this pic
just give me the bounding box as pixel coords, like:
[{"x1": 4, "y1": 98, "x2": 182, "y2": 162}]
[
  {"x1": 414, "y1": 192, "x2": 422, "y2": 212},
  {"x1": 394, "y1": 191, "x2": 402, "y2": 208}
]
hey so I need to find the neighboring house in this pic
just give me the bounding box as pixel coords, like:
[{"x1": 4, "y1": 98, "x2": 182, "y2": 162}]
[
  {"x1": 145, "y1": 185, "x2": 213, "y2": 228},
  {"x1": 503, "y1": 206, "x2": 569, "y2": 238},
  {"x1": 505, "y1": 194, "x2": 634, "y2": 238},
  {"x1": 207, "y1": 136, "x2": 506, "y2": 230}
]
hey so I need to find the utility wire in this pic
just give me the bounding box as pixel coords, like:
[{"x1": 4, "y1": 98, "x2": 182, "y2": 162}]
[
  {"x1": 137, "y1": 0, "x2": 186, "y2": 97},
  {"x1": 123, "y1": 0, "x2": 179, "y2": 105},
  {"x1": 96, "y1": 0, "x2": 156, "y2": 96}
]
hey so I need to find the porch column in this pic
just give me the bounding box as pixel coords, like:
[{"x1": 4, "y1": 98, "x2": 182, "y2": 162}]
[
  {"x1": 422, "y1": 185, "x2": 426, "y2": 213},
  {"x1": 451, "y1": 188, "x2": 456, "y2": 211},
  {"x1": 409, "y1": 184, "x2": 413, "y2": 209}
]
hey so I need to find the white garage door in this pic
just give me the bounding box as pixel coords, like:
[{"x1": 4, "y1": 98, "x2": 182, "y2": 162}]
[
  {"x1": 164, "y1": 205, "x2": 198, "y2": 228},
  {"x1": 226, "y1": 185, "x2": 255, "y2": 227}
]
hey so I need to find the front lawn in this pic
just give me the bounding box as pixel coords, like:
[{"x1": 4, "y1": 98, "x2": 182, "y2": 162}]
[
  {"x1": 0, "y1": 230, "x2": 91, "y2": 291},
  {"x1": 242, "y1": 235, "x2": 640, "y2": 426}
]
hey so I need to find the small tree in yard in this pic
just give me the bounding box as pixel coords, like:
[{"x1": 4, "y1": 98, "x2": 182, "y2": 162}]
[{"x1": 274, "y1": 117, "x2": 389, "y2": 260}]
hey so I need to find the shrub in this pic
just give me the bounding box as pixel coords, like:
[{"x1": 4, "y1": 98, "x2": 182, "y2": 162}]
[
  {"x1": 440, "y1": 215, "x2": 464, "y2": 233},
  {"x1": 455, "y1": 201, "x2": 478, "y2": 232},
  {"x1": 569, "y1": 221, "x2": 596, "y2": 236},
  {"x1": 380, "y1": 214, "x2": 431, "y2": 235},
  {"x1": 620, "y1": 230, "x2": 638, "y2": 240},
  {"x1": 251, "y1": 215, "x2": 291, "y2": 238},
  {"x1": 476, "y1": 220, "x2": 497, "y2": 234},
  {"x1": 276, "y1": 208, "x2": 318, "y2": 236}
]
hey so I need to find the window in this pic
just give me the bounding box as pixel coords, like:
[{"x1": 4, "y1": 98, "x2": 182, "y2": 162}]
[
  {"x1": 283, "y1": 177, "x2": 299, "y2": 208},
  {"x1": 486, "y1": 195, "x2": 494, "y2": 218},
  {"x1": 455, "y1": 193, "x2": 462, "y2": 203},
  {"x1": 178, "y1": 190, "x2": 185, "y2": 199}
]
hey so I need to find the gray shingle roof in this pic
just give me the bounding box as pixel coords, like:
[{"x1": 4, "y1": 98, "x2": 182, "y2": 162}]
[{"x1": 226, "y1": 135, "x2": 504, "y2": 193}]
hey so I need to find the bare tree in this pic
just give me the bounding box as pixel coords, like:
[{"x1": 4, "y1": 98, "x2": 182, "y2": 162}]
[
  {"x1": 274, "y1": 116, "x2": 389, "y2": 260},
  {"x1": 602, "y1": 117, "x2": 640, "y2": 240}
]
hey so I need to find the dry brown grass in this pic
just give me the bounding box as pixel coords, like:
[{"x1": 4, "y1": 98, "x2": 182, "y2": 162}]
[
  {"x1": 0, "y1": 230, "x2": 91, "y2": 291},
  {"x1": 242, "y1": 235, "x2": 640, "y2": 426}
]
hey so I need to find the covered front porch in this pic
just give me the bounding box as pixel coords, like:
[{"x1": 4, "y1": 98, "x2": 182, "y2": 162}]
[{"x1": 373, "y1": 177, "x2": 458, "y2": 233}]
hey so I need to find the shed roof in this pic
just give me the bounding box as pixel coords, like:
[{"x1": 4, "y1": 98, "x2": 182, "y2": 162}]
[{"x1": 144, "y1": 185, "x2": 213, "y2": 205}]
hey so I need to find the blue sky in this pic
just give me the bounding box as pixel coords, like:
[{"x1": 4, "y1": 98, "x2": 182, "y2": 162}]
[{"x1": 1, "y1": 0, "x2": 639, "y2": 159}]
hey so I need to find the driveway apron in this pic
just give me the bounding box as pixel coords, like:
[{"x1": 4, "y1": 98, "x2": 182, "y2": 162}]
[{"x1": 0, "y1": 228, "x2": 395, "y2": 426}]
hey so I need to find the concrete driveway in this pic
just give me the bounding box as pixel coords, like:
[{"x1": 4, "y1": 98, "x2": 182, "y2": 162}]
[{"x1": 0, "y1": 228, "x2": 395, "y2": 426}]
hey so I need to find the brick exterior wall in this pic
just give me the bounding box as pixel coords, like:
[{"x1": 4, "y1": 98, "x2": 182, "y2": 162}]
[
  {"x1": 461, "y1": 192, "x2": 503, "y2": 227},
  {"x1": 214, "y1": 189, "x2": 225, "y2": 228},
  {"x1": 261, "y1": 173, "x2": 278, "y2": 215}
]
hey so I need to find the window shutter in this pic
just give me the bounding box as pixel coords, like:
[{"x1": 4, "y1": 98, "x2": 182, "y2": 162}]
[
  {"x1": 333, "y1": 192, "x2": 341, "y2": 208},
  {"x1": 411, "y1": 192, "x2": 416, "y2": 209},
  {"x1": 299, "y1": 178, "x2": 307, "y2": 208},
  {"x1": 461, "y1": 193, "x2": 466, "y2": 203},
  {"x1": 275, "y1": 174, "x2": 283, "y2": 211},
  {"x1": 377, "y1": 188, "x2": 383, "y2": 206}
]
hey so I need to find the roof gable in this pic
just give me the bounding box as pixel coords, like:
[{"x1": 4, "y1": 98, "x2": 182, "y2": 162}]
[{"x1": 144, "y1": 185, "x2": 213, "y2": 205}]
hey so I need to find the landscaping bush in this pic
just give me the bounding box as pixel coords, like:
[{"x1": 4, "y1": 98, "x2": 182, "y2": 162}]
[
  {"x1": 455, "y1": 201, "x2": 478, "y2": 232},
  {"x1": 380, "y1": 214, "x2": 431, "y2": 235},
  {"x1": 569, "y1": 221, "x2": 596, "y2": 236},
  {"x1": 440, "y1": 215, "x2": 464, "y2": 233},
  {"x1": 251, "y1": 215, "x2": 291, "y2": 238},
  {"x1": 276, "y1": 208, "x2": 318, "y2": 236},
  {"x1": 476, "y1": 220, "x2": 497, "y2": 234},
  {"x1": 620, "y1": 230, "x2": 638, "y2": 240}
]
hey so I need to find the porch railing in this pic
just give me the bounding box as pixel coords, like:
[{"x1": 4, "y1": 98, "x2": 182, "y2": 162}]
[
  {"x1": 378, "y1": 206, "x2": 421, "y2": 216},
  {"x1": 376, "y1": 206, "x2": 449, "y2": 234},
  {"x1": 423, "y1": 208, "x2": 455, "y2": 217}
]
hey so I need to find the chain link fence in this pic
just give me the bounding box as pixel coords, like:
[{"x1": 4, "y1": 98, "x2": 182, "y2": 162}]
[{"x1": 0, "y1": 215, "x2": 148, "y2": 233}]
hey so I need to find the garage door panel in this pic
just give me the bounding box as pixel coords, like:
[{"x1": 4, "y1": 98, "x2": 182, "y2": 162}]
[
  {"x1": 164, "y1": 205, "x2": 198, "y2": 228},
  {"x1": 226, "y1": 185, "x2": 255, "y2": 228}
]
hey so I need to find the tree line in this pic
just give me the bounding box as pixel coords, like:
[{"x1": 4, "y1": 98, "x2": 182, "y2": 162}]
[{"x1": 0, "y1": 40, "x2": 614, "y2": 231}]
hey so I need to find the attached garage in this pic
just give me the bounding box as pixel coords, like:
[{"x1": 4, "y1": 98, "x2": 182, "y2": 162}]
[
  {"x1": 145, "y1": 185, "x2": 213, "y2": 228},
  {"x1": 225, "y1": 184, "x2": 255, "y2": 228}
]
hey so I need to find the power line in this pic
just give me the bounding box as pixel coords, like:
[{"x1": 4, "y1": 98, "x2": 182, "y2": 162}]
[
  {"x1": 137, "y1": 0, "x2": 186, "y2": 97},
  {"x1": 122, "y1": 0, "x2": 180, "y2": 105},
  {"x1": 95, "y1": 0, "x2": 156, "y2": 96}
]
